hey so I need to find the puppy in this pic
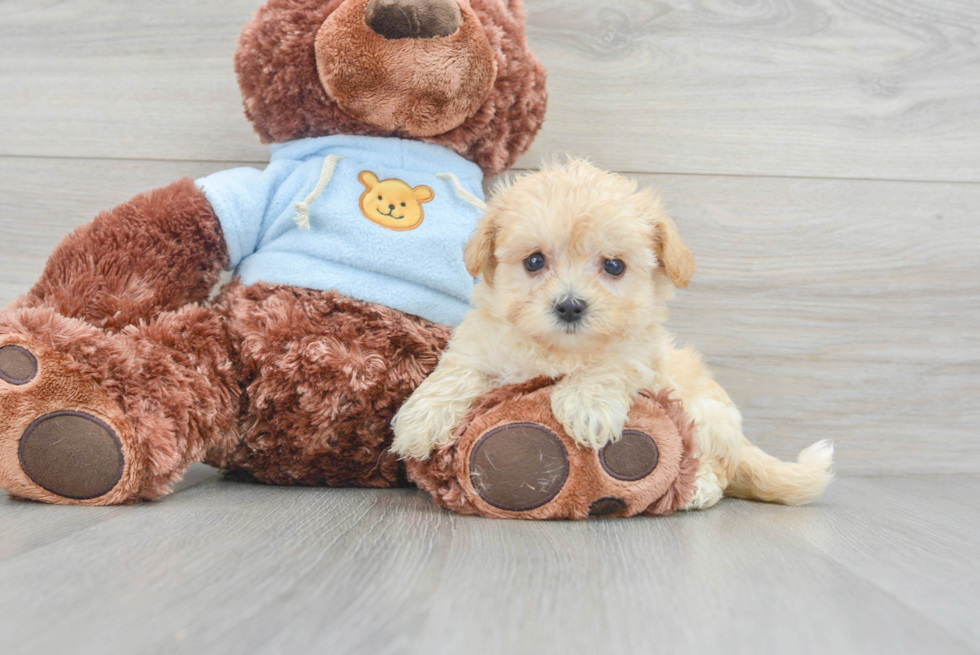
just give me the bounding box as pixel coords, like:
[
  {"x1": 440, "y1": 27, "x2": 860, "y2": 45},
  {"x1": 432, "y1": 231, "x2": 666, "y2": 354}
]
[{"x1": 392, "y1": 160, "x2": 834, "y2": 508}]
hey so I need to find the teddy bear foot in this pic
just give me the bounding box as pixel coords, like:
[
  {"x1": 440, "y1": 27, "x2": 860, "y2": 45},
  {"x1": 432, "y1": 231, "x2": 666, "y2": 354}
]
[
  {"x1": 466, "y1": 423, "x2": 666, "y2": 517},
  {"x1": 406, "y1": 378, "x2": 701, "y2": 520},
  {"x1": 0, "y1": 336, "x2": 141, "y2": 505}
]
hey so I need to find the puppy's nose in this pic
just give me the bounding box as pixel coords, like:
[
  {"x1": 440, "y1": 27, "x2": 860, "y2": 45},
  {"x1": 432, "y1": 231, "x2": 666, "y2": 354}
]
[
  {"x1": 366, "y1": 0, "x2": 462, "y2": 40},
  {"x1": 389, "y1": 204, "x2": 396, "y2": 211},
  {"x1": 554, "y1": 297, "x2": 589, "y2": 324}
]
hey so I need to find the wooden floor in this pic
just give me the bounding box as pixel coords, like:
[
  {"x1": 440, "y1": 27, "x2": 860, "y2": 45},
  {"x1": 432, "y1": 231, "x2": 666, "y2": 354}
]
[
  {"x1": 1, "y1": 0, "x2": 979, "y2": 653},
  {"x1": 0, "y1": 472, "x2": 977, "y2": 655}
]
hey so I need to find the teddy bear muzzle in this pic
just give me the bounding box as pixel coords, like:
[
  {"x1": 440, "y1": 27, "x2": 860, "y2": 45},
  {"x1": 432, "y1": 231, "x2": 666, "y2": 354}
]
[{"x1": 316, "y1": 0, "x2": 497, "y2": 137}]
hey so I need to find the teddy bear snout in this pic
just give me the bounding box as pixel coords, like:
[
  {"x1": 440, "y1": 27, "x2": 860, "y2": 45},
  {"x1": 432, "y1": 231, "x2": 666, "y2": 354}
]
[{"x1": 366, "y1": 0, "x2": 462, "y2": 40}]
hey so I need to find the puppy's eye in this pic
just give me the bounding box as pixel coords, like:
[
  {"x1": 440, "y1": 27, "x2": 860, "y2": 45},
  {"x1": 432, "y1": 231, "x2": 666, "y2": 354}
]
[
  {"x1": 401, "y1": 202, "x2": 407, "y2": 207},
  {"x1": 378, "y1": 196, "x2": 383, "y2": 201},
  {"x1": 603, "y1": 258, "x2": 626, "y2": 276},
  {"x1": 524, "y1": 252, "x2": 547, "y2": 273}
]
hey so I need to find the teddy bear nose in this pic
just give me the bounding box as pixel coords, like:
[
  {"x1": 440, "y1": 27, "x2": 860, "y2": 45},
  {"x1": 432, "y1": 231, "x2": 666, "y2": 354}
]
[
  {"x1": 389, "y1": 204, "x2": 396, "y2": 210},
  {"x1": 365, "y1": 0, "x2": 462, "y2": 40}
]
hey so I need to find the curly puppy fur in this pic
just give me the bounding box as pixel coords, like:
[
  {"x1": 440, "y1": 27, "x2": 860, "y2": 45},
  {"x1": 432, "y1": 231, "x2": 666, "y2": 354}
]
[{"x1": 394, "y1": 160, "x2": 835, "y2": 508}]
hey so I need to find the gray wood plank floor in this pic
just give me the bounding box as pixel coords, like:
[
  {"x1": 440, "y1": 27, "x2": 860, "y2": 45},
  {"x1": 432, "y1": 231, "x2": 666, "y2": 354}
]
[{"x1": 1, "y1": 474, "x2": 978, "y2": 655}]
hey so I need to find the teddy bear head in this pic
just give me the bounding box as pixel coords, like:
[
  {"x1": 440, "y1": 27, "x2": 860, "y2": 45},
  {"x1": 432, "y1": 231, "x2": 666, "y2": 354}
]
[{"x1": 236, "y1": 0, "x2": 548, "y2": 177}]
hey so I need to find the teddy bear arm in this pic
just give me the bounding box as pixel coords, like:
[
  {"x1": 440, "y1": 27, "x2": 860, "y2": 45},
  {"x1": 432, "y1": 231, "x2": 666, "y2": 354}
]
[{"x1": 15, "y1": 179, "x2": 229, "y2": 331}]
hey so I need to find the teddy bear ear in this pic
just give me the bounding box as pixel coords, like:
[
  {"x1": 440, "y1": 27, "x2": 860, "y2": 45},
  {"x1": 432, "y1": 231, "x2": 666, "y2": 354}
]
[
  {"x1": 413, "y1": 185, "x2": 435, "y2": 204},
  {"x1": 358, "y1": 171, "x2": 380, "y2": 189}
]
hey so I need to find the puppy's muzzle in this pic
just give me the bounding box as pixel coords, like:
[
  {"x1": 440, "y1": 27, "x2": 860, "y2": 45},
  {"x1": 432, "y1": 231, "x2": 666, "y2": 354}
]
[{"x1": 554, "y1": 297, "x2": 588, "y2": 325}]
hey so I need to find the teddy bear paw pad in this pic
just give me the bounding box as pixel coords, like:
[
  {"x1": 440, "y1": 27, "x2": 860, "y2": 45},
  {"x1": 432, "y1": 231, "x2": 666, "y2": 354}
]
[
  {"x1": 599, "y1": 430, "x2": 660, "y2": 481},
  {"x1": 0, "y1": 345, "x2": 38, "y2": 385},
  {"x1": 19, "y1": 411, "x2": 125, "y2": 500},
  {"x1": 589, "y1": 497, "x2": 628, "y2": 517},
  {"x1": 469, "y1": 422, "x2": 569, "y2": 511}
]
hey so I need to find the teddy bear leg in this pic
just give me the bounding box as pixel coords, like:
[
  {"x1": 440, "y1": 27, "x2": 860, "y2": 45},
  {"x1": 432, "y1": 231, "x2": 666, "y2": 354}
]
[
  {"x1": 0, "y1": 302, "x2": 239, "y2": 505},
  {"x1": 204, "y1": 282, "x2": 451, "y2": 489},
  {"x1": 407, "y1": 381, "x2": 701, "y2": 520},
  {"x1": 12, "y1": 179, "x2": 227, "y2": 332},
  {"x1": 0, "y1": 179, "x2": 234, "y2": 504}
]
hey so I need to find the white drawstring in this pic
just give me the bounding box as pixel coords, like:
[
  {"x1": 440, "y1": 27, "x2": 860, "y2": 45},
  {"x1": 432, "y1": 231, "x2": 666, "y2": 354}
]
[
  {"x1": 294, "y1": 154, "x2": 344, "y2": 230},
  {"x1": 436, "y1": 172, "x2": 486, "y2": 211}
]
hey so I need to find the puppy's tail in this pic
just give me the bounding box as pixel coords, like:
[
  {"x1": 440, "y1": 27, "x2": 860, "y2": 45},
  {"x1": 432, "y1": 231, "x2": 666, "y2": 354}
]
[{"x1": 726, "y1": 440, "x2": 835, "y2": 506}]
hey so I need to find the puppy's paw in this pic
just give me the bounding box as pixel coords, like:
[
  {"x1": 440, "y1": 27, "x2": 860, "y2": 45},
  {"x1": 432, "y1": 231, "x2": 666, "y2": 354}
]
[
  {"x1": 550, "y1": 384, "x2": 631, "y2": 451},
  {"x1": 391, "y1": 399, "x2": 461, "y2": 461},
  {"x1": 681, "y1": 467, "x2": 724, "y2": 511}
]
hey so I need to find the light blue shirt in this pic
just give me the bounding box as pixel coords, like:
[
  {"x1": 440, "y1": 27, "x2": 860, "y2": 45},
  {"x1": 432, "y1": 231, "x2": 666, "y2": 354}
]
[{"x1": 196, "y1": 135, "x2": 485, "y2": 326}]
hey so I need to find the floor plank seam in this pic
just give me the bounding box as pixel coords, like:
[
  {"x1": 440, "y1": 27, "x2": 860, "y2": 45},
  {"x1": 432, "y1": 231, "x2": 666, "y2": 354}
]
[{"x1": 2, "y1": 154, "x2": 980, "y2": 188}]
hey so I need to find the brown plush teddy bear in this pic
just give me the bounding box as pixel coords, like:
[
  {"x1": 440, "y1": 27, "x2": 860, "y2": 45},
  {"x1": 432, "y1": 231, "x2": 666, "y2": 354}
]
[
  {"x1": 0, "y1": 0, "x2": 547, "y2": 505},
  {"x1": 0, "y1": 0, "x2": 698, "y2": 517}
]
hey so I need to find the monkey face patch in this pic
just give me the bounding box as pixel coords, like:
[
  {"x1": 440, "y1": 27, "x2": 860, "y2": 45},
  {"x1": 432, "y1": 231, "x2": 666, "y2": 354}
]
[{"x1": 358, "y1": 171, "x2": 434, "y2": 231}]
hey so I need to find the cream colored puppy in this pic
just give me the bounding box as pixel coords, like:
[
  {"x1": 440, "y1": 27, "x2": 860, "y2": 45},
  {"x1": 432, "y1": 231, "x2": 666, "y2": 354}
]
[{"x1": 392, "y1": 160, "x2": 834, "y2": 508}]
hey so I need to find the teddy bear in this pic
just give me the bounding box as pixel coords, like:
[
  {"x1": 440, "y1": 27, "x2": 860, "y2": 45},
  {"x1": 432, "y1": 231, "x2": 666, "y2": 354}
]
[
  {"x1": 0, "y1": 0, "x2": 548, "y2": 505},
  {"x1": 0, "y1": 0, "x2": 702, "y2": 518}
]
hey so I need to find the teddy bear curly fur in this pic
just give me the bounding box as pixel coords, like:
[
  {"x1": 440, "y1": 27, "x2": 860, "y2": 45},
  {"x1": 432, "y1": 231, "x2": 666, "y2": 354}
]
[{"x1": 0, "y1": 0, "x2": 547, "y2": 505}]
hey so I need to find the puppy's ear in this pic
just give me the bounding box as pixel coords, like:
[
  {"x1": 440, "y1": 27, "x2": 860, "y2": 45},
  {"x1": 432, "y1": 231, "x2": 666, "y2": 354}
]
[
  {"x1": 642, "y1": 191, "x2": 695, "y2": 288},
  {"x1": 465, "y1": 212, "x2": 497, "y2": 284}
]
